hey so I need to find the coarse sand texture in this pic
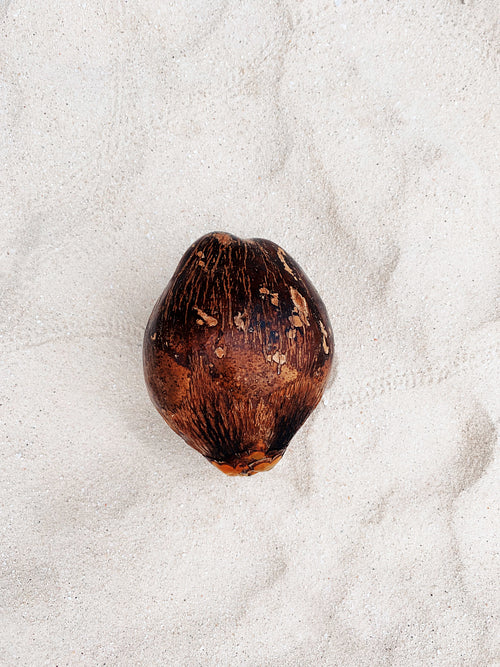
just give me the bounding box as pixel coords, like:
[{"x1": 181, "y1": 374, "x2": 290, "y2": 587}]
[{"x1": 0, "y1": 1, "x2": 498, "y2": 665}]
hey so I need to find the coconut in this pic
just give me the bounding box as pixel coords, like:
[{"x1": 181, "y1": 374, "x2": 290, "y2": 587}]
[{"x1": 143, "y1": 232, "x2": 333, "y2": 476}]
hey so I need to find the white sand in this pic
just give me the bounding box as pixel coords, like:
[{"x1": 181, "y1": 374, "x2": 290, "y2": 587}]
[{"x1": 1, "y1": 1, "x2": 499, "y2": 664}]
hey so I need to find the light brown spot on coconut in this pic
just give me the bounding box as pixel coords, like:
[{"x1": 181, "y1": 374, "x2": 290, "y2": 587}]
[
  {"x1": 215, "y1": 347, "x2": 225, "y2": 358},
  {"x1": 289, "y1": 314, "x2": 303, "y2": 328},
  {"x1": 234, "y1": 311, "x2": 247, "y2": 331},
  {"x1": 260, "y1": 287, "x2": 279, "y2": 307},
  {"x1": 287, "y1": 328, "x2": 297, "y2": 339},
  {"x1": 150, "y1": 332, "x2": 157, "y2": 341},
  {"x1": 277, "y1": 247, "x2": 296, "y2": 277},
  {"x1": 194, "y1": 307, "x2": 218, "y2": 327},
  {"x1": 272, "y1": 351, "x2": 286, "y2": 366},
  {"x1": 280, "y1": 364, "x2": 298, "y2": 382},
  {"x1": 213, "y1": 232, "x2": 232, "y2": 246},
  {"x1": 290, "y1": 287, "x2": 310, "y2": 326},
  {"x1": 198, "y1": 260, "x2": 206, "y2": 267},
  {"x1": 319, "y1": 320, "x2": 329, "y2": 354},
  {"x1": 196, "y1": 251, "x2": 205, "y2": 258}
]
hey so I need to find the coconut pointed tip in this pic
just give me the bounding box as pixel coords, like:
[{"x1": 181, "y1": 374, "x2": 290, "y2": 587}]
[{"x1": 210, "y1": 454, "x2": 283, "y2": 477}]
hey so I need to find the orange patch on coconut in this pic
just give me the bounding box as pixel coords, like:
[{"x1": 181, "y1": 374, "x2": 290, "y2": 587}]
[
  {"x1": 211, "y1": 461, "x2": 240, "y2": 476},
  {"x1": 248, "y1": 450, "x2": 266, "y2": 460},
  {"x1": 210, "y1": 449, "x2": 283, "y2": 476}
]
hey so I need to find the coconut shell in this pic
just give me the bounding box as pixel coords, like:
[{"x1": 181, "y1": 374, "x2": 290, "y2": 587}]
[{"x1": 143, "y1": 232, "x2": 333, "y2": 476}]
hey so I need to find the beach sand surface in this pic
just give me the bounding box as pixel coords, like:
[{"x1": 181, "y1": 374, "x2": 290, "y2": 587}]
[{"x1": 0, "y1": 1, "x2": 499, "y2": 664}]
